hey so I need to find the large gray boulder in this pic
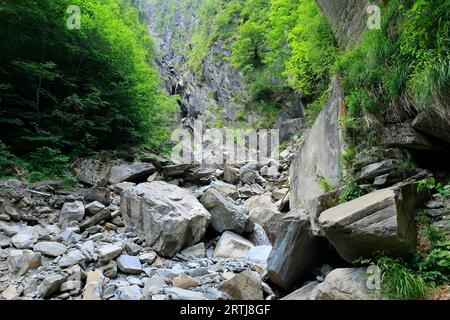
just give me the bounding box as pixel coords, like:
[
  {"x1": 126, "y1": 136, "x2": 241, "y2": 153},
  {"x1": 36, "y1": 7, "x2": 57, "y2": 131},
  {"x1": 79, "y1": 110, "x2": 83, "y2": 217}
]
[
  {"x1": 319, "y1": 179, "x2": 428, "y2": 263},
  {"x1": 200, "y1": 188, "x2": 248, "y2": 234},
  {"x1": 244, "y1": 193, "x2": 284, "y2": 242},
  {"x1": 120, "y1": 181, "x2": 211, "y2": 258},
  {"x1": 290, "y1": 78, "x2": 344, "y2": 209},
  {"x1": 59, "y1": 201, "x2": 85, "y2": 227},
  {"x1": 71, "y1": 158, "x2": 111, "y2": 187},
  {"x1": 110, "y1": 162, "x2": 156, "y2": 184},
  {"x1": 311, "y1": 268, "x2": 381, "y2": 300},
  {"x1": 266, "y1": 208, "x2": 328, "y2": 290},
  {"x1": 412, "y1": 112, "x2": 450, "y2": 144}
]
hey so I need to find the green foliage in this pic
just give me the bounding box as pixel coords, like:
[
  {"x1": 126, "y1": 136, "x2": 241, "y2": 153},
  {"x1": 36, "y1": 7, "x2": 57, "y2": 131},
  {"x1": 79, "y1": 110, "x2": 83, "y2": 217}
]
[
  {"x1": 418, "y1": 240, "x2": 450, "y2": 285},
  {"x1": 377, "y1": 256, "x2": 428, "y2": 300},
  {"x1": 335, "y1": 0, "x2": 449, "y2": 126},
  {"x1": 339, "y1": 174, "x2": 364, "y2": 204},
  {"x1": 0, "y1": 0, "x2": 176, "y2": 172},
  {"x1": 416, "y1": 176, "x2": 450, "y2": 199},
  {"x1": 188, "y1": 0, "x2": 336, "y2": 124},
  {"x1": 320, "y1": 178, "x2": 334, "y2": 193}
]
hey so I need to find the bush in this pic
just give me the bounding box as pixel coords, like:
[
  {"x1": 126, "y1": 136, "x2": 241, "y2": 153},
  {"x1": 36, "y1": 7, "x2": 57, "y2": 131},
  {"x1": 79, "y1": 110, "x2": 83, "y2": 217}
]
[{"x1": 377, "y1": 256, "x2": 428, "y2": 300}]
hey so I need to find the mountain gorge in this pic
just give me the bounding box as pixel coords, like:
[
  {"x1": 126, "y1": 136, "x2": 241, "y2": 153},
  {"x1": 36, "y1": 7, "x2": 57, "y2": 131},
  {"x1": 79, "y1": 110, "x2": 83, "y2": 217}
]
[{"x1": 0, "y1": 0, "x2": 449, "y2": 301}]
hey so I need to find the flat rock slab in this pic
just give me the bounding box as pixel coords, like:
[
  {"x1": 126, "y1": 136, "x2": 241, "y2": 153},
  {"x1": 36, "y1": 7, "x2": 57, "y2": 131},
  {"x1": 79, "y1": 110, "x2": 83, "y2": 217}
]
[
  {"x1": 319, "y1": 180, "x2": 428, "y2": 263},
  {"x1": 213, "y1": 231, "x2": 254, "y2": 259},
  {"x1": 34, "y1": 241, "x2": 67, "y2": 257},
  {"x1": 116, "y1": 255, "x2": 143, "y2": 274}
]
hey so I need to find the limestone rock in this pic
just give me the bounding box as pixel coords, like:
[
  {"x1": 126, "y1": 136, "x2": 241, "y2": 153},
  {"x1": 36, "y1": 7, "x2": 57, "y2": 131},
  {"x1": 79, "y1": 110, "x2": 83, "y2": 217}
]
[
  {"x1": 209, "y1": 180, "x2": 238, "y2": 199},
  {"x1": 267, "y1": 208, "x2": 329, "y2": 290},
  {"x1": 289, "y1": 78, "x2": 344, "y2": 209},
  {"x1": 116, "y1": 255, "x2": 143, "y2": 275},
  {"x1": 180, "y1": 242, "x2": 206, "y2": 259},
  {"x1": 7, "y1": 249, "x2": 41, "y2": 276},
  {"x1": 246, "y1": 245, "x2": 272, "y2": 263},
  {"x1": 244, "y1": 193, "x2": 283, "y2": 242},
  {"x1": 120, "y1": 181, "x2": 211, "y2": 258},
  {"x1": 84, "y1": 187, "x2": 111, "y2": 206},
  {"x1": 85, "y1": 201, "x2": 105, "y2": 216},
  {"x1": 83, "y1": 270, "x2": 104, "y2": 300},
  {"x1": 200, "y1": 188, "x2": 248, "y2": 234},
  {"x1": 115, "y1": 285, "x2": 142, "y2": 300},
  {"x1": 219, "y1": 271, "x2": 264, "y2": 300},
  {"x1": 59, "y1": 201, "x2": 85, "y2": 227},
  {"x1": 39, "y1": 274, "x2": 66, "y2": 298},
  {"x1": 357, "y1": 159, "x2": 399, "y2": 182},
  {"x1": 382, "y1": 122, "x2": 442, "y2": 150},
  {"x1": 172, "y1": 274, "x2": 200, "y2": 289},
  {"x1": 97, "y1": 244, "x2": 123, "y2": 264},
  {"x1": 139, "y1": 252, "x2": 157, "y2": 264},
  {"x1": 282, "y1": 281, "x2": 320, "y2": 300},
  {"x1": 110, "y1": 162, "x2": 156, "y2": 184},
  {"x1": 213, "y1": 231, "x2": 254, "y2": 258},
  {"x1": 223, "y1": 165, "x2": 239, "y2": 184},
  {"x1": 34, "y1": 241, "x2": 67, "y2": 257},
  {"x1": 71, "y1": 158, "x2": 111, "y2": 187},
  {"x1": 113, "y1": 182, "x2": 136, "y2": 194},
  {"x1": 311, "y1": 268, "x2": 380, "y2": 300},
  {"x1": 319, "y1": 181, "x2": 428, "y2": 263}
]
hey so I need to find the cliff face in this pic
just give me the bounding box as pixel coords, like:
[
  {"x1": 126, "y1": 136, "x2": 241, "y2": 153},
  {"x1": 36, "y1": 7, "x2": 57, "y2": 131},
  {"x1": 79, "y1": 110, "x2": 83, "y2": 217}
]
[
  {"x1": 143, "y1": 0, "x2": 249, "y2": 124},
  {"x1": 316, "y1": 0, "x2": 369, "y2": 48}
]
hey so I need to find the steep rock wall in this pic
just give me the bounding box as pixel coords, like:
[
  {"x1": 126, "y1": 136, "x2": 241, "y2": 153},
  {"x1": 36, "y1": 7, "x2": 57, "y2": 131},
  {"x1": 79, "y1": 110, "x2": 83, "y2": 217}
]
[
  {"x1": 289, "y1": 78, "x2": 345, "y2": 209},
  {"x1": 316, "y1": 0, "x2": 369, "y2": 48}
]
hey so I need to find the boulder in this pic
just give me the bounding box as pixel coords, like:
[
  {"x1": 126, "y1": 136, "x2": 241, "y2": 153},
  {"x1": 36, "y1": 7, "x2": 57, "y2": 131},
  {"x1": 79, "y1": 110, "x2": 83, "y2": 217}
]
[
  {"x1": 180, "y1": 242, "x2": 206, "y2": 259},
  {"x1": 113, "y1": 182, "x2": 136, "y2": 194},
  {"x1": 319, "y1": 180, "x2": 428, "y2": 263},
  {"x1": 97, "y1": 244, "x2": 123, "y2": 264},
  {"x1": 116, "y1": 255, "x2": 143, "y2": 274},
  {"x1": 120, "y1": 181, "x2": 211, "y2": 258},
  {"x1": 219, "y1": 271, "x2": 264, "y2": 300},
  {"x1": 84, "y1": 201, "x2": 105, "y2": 216},
  {"x1": 311, "y1": 268, "x2": 380, "y2": 300},
  {"x1": 200, "y1": 188, "x2": 248, "y2": 234},
  {"x1": 59, "y1": 201, "x2": 85, "y2": 227},
  {"x1": 244, "y1": 193, "x2": 283, "y2": 242},
  {"x1": 84, "y1": 187, "x2": 111, "y2": 206},
  {"x1": 39, "y1": 274, "x2": 66, "y2": 298},
  {"x1": 246, "y1": 245, "x2": 272, "y2": 263},
  {"x1": 223, "y1": 165, "x2": 239, "y2": 184},
  {"x1": 7, "y1": 249, "x2": 41, "y2": 276},
  {"x1": 139, "y1": 252, "x2": 157, "y2": 264},
  {"x1": 172, "y1": 274, "x2": 200, "y2": 289},
  {"x1": 357, "y1": 159, "x2": 399, "y2": 182},
  {"x1": 11, "y1": 229, "x2": 36, "y2": 249},
  {"x1": 290, "y1": 78, "x2": 344, "y2": 209},
  {"x1": 83, "y1": 270, "x2": 104, "y2": 300},
  {"x1": 162, "y1": 164, "x2": 199, "y2": 177},
  {"x1": 213, "y1": 231, "x2": 254, "y2": 258},
  {"x1": 382, "y1": 122, "x2": 442, "y2": 150},
  {"x1": 110, "y1": 162, "x2": 156, "y2": 184},
  {"x1": 34, "y1": 241, "x2": 67, "y2": 257},
  {"x1": 281, "y1": 281, "x2": 320, "y2": 300},
  {"x1": 58, "y1": 249, "x2": 86, "y2": 268},
  {"x1": 115, "y1": 285, "x2": 143, "y2": 300},
  {"x1": 71, "y1": 158, "x2": 111, "y2": 187},
  {"x1": 209, "y1": 180, "x2": 238, "y2": 199},
  {"x1": 267, "y1": 208, "x2": 329, "y2": 290}
]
